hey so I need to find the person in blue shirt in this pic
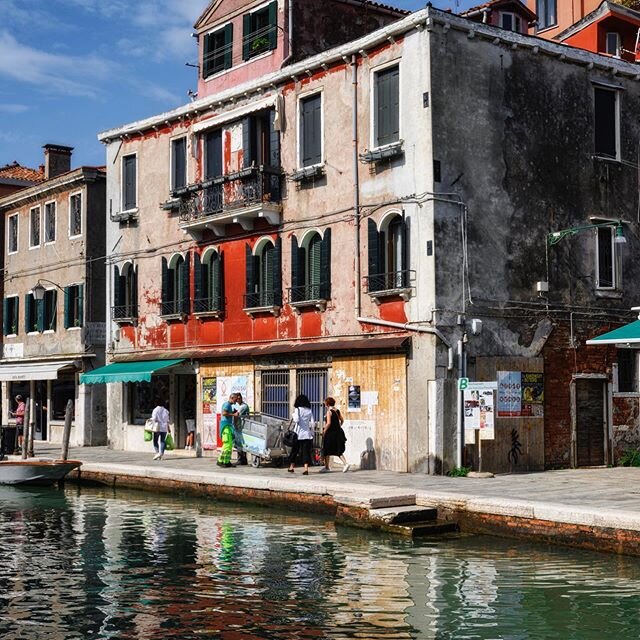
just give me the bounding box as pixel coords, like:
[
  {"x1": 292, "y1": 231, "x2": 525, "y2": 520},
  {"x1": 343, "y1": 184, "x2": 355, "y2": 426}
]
[{"x1": 218, "y1": 393, "x2": 238, "y2": 468}]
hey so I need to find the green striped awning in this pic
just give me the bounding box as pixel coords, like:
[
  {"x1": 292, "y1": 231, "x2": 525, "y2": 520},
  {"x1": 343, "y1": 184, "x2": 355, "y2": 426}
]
[
  {"x1": 79, "y1": 359, "x2": 185, "y2": 385},
  {"x1": 586, "y1": 320, "x2": 640, "y2": 346}
]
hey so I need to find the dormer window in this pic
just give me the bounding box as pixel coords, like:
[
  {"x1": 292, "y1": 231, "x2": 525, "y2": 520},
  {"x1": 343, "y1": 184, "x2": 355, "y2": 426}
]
[
  {"x1": 606, "y1": 32, "x2": 621, "y2": 58},
  {"x1": 242, "y1": 1, "x2": 277, "y2": 61},
  {"x1": 203, "y1": 23, "x2": 233, "y2": 78},
  {"x1": 500, "y1": 12, "x2": 521, "y2": 33}
]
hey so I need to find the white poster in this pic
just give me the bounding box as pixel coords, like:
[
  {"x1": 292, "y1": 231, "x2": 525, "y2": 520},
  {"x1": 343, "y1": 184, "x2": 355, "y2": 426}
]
[
  {"x1": 215, "y1": 375, "x2": 254, "y2": 413},
  {"x1": 463, "y1": 382, "x2": 496, "y2": 441}
]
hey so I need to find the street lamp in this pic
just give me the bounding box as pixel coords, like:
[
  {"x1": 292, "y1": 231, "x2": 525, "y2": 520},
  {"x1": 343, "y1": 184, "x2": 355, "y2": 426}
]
[
  {"x1": 547, "y1": 221, "x2": 627, "y2": 246},
  {"x1": 32, "y1": 278, "x2": 64, "y2": 301}
]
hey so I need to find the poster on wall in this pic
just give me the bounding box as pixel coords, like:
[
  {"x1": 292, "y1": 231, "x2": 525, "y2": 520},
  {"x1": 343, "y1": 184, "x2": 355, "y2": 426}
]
[
  {"x1": 463, "y1": 382, "x2": 496, "y2": 441},
  {"x1": 202, "y1": 377, "x2": 217, "y2": 450},
  {"x1": 497, "y1": 371, "x2": 544, "y2": 418},
  {"x1": 347, "y1": 385, "x2": 361, "y2": 412},
  {"x1": 215, "y1": 376, "x2": 254, "y2": 413}
]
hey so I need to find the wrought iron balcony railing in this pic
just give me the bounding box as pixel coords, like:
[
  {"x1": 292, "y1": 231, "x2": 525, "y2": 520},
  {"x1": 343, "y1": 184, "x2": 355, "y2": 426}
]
[
  {"x1": 288, "y1": 284, "x2": 328, "y2": 304},
  {"x1": 160, "y1": 300, "x2": 186, "y2": 317},
  {"x1": 244, "y1": 290, "x2": 282, "y2": 309},
  {"x1": 364, "y1": 270, "x2": 415, "y2": 294},
  {"x1": 111, "y1": 304, "x2": 138, "y2": 322},
  {"x1": 193, "y1": 295, "x2": 224, "y2": 314},
  {"x1": 178, "y1": 166, "x2": 282, "y2": 224}
]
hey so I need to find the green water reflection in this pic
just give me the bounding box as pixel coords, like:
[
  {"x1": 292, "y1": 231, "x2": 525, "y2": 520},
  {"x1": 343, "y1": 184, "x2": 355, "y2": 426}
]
[{"x1": 0, "y1": 485, "x2": 639, "y2": 639}]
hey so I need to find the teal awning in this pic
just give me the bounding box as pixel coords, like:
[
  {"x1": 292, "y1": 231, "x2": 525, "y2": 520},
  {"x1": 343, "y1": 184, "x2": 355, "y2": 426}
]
[
  {"x1": 79, "y1": 359, "x2": 185, "y2": 385},
  {"x1": 586, "y1": 320, "x2": 640, "y2": 346}
]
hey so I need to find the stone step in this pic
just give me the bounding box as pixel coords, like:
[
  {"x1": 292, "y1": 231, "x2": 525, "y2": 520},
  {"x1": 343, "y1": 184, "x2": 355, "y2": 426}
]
[
  {"x1": 384, "y1": 519, "x2": 459, "y2": 539},
  {"x1": 368, "y1": 505, "x2": 439, "y2": 525}
]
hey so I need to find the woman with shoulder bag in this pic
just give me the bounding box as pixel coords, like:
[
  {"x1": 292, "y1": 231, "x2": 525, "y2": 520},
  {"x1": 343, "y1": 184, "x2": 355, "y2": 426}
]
[
  {"x1": 287, "y1": 395, "x2": 315, "y2": 475},
  {"x1": 151, "y1": 400, "x2": 171, "y2": 460},
  {"x1": 320, "y1": 397, "x2": 349, "y2": 473}
]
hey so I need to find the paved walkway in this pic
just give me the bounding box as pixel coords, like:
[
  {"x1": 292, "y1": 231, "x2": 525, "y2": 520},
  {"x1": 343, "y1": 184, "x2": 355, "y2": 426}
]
[{"x1": 36, "y1": 444, "x2": 640, "y2": 535}]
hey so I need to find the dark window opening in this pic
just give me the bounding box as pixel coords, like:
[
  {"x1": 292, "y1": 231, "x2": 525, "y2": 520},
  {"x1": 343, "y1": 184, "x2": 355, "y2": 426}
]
[
  {"x1": 374, "y1": 65, "x2": 400, "y2": 148},
  {"x1": 300, "y1": 93, "x2": 322, "y2": 167},
  {"x1": 367, "y1": 216, "x2": 409, "y2": 292},
  {"x1": 122, "y1": 154, "x2": 137, "y2": 211},
  {"x1": 594, "y1": 86, "x2": 618, "y2": 159},
  {"x1": 171, "y1": 137, "x2": 187, "y2": 191},
  {"x1": 70, "y1": 193, "x2": 82, "y2": 236},
  {"x1": 161, "y1": 255, "x2": 190, "y2": 316},
  {"x1": 128, "y1": 375, "x2": 170, "y2": 425},
  {"x1": 3, "y1": 296, "x2": 19, "y2": 336},
  {"x1": 618, "y1": 349, "x2": 638, "y2": 393},
  {"x1": 52, "y1": 373, "x2": 76, "y2": 421},
  {"x1": 606, "y1": 32, "x2": 621, "y2": 57},
  {"x1": 45, "y1": 202, "x2": 56, "y2": 243},
  {"x1": 536, "y1": 0, "x2": 556, "y2": 29},
  {"x1": 113, "y1": 264, "x2": 138, "y2": 321},
  {"x1": 64, "y1": 284, "x2": 83, "y2": 329},
  {"x1": 25, "y1": 293, "x2": 38, "y2": 333},
  {"x1": 8, "y1": 215, "x2": 17, "y2": 253},
  {"x1": 242, "y1": 1, "x2": 277, "y2": 61},
  {"x1": 194, "y1": 251, "x2": 224, "y2": 313},
  {"x1": 43, "y1": 289, "x2": 57, "y2": 331},
  {"x1": 245, "y1": 240, "x2": 281, "y2": 308},
  {"x1": 30, "y1": 207, "x2": 40, "y2": 247},
  {"x1": 203, "y1": 23, "x2": 233, "y2": 78},
  {"x1": 596, "y1": 226, "x2": 615, "y2": 289}
]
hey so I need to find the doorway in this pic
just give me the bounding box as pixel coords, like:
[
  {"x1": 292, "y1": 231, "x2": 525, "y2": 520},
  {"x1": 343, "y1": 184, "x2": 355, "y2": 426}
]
[
  {"x1": 176, "y1": 375, "x2": 197, "y2": 449},
  {"x1": 574, "y1": 378, "x2": 607, "y2": 467},
  {"x1": 32, "y1": 381, "x2": 48, "y2": 441}
]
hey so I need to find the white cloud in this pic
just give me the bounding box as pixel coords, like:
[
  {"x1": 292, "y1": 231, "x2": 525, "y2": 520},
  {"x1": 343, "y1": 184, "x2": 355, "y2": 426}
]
[
  {"x1": 0, "y1": 103, "x2": 29, "y2": 114},
  {"x1": 0, "y1": 30, "x2": 118, "y2": 98}
]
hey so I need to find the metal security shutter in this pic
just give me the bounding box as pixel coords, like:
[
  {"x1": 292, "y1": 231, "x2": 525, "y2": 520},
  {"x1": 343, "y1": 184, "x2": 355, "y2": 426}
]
[
  {"x1": 172, "y1": 138, "x2": 187, "y2": 190},
  {"x1": 301, "y1": 94, "x2": 322, "y2": 167},
  {"x1": 123, "y1": 155, "x2": 137, "y2": 211},
  {"x1": 296, "y1": 369, "x2": 328, "y2": 424},
  {"x1": 320, "y1": 228, "x2": 331, "y2": 300},
  {"x1": 375, "y1": 65, "x2": 400, "y2": 147},
  {"x1": 261, "y1": 370, "x2": 290, "y2": 419}
]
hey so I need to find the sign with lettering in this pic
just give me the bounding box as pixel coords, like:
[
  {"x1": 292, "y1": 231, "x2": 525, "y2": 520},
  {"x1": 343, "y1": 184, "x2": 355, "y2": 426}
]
[
  {"x1": 3, "y1": 343, "x2": 23, "y2": 359},
  {"x1": 497, "y1": 371, "x2": 544, "y2": 417}
]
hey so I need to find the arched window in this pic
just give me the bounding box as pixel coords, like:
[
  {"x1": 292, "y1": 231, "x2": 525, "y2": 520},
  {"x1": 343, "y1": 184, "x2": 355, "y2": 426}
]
[
  {"x1": 245, "y1": 238, "x2": 282, "y2": 309},
  {"x1": 161, "y1": 254, "x2": 190, "y2": 317},
  {"x1": 194, "y1": 249, "x2": 224, "y2": 314},
  {"x1": 113, "y1": 262, "x2": 138, "y2": 322},
  {"x1": 367, "y1": 214, "x2": 408, "y2": 293},
  {"x1": 290, "y1": 230, "x2": 331, "y2": 303}
]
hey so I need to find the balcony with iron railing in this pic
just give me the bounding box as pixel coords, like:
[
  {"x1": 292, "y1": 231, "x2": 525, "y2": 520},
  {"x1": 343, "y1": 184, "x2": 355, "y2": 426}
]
[
  {"x1": 363, "y1": 270, "x2": 415, "y2": 303},
  {"x1": 193, "y1": 295, "x2": 224, "y2": 317},
  {"x1": 111, "y1": 304, "x2": 138, "y2": 324},
  {"x1": 177, "y1": 166, "x2": 283, "y2": 239},
  {"x1": 288, "y1": 283, "x2": 329, "y2": 312},
  {"x1": 243, "y1": 290, "x2": 282, "y2": 317}
]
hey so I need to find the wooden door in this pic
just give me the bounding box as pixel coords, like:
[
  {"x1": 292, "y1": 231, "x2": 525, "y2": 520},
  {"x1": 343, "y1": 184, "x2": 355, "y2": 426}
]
[{"x1": 575, "y1": 379, "x2": 605, "y2": 467}]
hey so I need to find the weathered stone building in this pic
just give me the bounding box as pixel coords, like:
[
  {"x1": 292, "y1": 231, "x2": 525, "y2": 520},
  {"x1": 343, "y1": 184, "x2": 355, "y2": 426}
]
[
  {"x1": 90, "y1": 1, "x2": 639, "y2": 472},
  {"x1": 0, "y1": 146, "x2": 107, "y2": 446}
]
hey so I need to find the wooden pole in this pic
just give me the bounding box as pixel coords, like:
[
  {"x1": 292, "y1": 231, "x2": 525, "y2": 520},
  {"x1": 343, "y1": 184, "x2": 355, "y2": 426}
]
[
  {"x1": 21, "y1": 402, "x2": 30, "y2": 460},
  {"x1": 61, "y1": 399, "x2": 73, "y2": 461}
]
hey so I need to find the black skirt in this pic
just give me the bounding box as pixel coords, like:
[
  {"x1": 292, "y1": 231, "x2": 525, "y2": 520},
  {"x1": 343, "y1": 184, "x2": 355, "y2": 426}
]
[{"x1": 323, "y1": 425, "x2": 346, "y2": 456}]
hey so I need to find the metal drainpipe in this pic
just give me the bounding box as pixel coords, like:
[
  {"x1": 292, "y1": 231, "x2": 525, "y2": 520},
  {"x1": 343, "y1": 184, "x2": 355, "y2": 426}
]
[
  {"x1": 281, "y1": 0, "x2": 294, "y2": 67},
  {"x1": 352, "y1": 54, "x2": 362, "y2": 319},
  {"x1": 357, "y1": 316, "x2": 452, "y2": 349}
]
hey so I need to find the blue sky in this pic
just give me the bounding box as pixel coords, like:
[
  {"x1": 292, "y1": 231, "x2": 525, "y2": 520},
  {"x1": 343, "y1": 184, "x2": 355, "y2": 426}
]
[{"x1": 0, "y1": 0, "x2": 473, "y2": 169}]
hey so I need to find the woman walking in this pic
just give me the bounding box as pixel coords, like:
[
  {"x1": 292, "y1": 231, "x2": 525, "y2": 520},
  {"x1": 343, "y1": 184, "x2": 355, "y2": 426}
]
[
  {"x1": 287, "y1": 394, "x2": 315, "y2": 475},
  {"x1": 151, "y1": 401, "x2": 171, "y2": 461},
  {"x1": 320, "y1": 397, "x2": 349, "y2": 473}
]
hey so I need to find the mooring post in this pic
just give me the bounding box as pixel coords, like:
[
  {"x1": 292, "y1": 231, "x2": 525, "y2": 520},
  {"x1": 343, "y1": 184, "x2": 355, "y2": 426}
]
[
  {"x1": 61, "y1": 400, "x2": 73, "y2": 461},
  {"x1": 22, "y1": 402, "x2": 31, "y2": 460}
]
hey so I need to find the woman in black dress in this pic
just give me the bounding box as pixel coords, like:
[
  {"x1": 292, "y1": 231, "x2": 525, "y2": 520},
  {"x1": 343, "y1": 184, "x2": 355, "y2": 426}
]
[{"x1": 320, "y1": 397, "x2": 349, "y2": 473}]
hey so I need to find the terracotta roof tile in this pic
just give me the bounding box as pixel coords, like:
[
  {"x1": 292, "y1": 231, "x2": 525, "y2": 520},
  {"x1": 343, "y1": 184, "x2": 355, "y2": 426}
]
[{"x1": 0, "y1": 161, "x2": 45, "y2": 183}]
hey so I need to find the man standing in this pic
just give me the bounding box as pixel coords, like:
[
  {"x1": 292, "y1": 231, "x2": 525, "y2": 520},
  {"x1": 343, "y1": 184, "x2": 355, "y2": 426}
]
[
  {"x1": 10, "y1": 395, "x2": 25, "y2": 454},
  {"x1": 233, "y1": 393, "x2": 250, "y2": 465},
  {"x1": 218, "y1": 393, "x2": 238, "y2": 468}
]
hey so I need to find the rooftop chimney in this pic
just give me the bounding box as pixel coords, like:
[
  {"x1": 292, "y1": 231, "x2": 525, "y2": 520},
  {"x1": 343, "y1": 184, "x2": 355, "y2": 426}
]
[{"x1": 43, "y1": 144, "x2": 73, "y2": 180}]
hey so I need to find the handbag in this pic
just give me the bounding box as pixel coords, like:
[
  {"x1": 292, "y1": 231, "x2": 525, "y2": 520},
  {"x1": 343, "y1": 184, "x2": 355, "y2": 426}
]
[
  {"x1": 144, "y1": 418, "x2": 156, "y2": 433},
  {"x1": 283, "y1": 429, "x2": 298, "y2": 448}
]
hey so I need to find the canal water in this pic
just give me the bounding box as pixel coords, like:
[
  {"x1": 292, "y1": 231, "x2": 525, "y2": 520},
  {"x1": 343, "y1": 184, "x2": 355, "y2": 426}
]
[{"x1": 1, "y1": 486, "x2": 639, "y2": 639}]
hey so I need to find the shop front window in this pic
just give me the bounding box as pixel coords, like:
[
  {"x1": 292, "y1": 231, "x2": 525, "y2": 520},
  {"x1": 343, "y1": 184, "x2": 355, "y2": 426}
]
[
  {"x1": 128, "y1": 375, "x2": 170, "y2": 425},
  {"x1": 51, "y1": 374, "x2": 76, "y2": 420}
]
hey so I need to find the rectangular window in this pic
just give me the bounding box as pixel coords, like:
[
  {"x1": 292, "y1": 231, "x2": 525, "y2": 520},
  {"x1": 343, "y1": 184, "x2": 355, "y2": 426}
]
[
  {"x1": 171, "y1": 137, "x2": 187, "y2": 191},
  {"x1": 374, "y1": 64, "x2": 400, "y2": 148},
  {"x1": 51, "y1": 373, "x2": 76, "y2": 421},
  {"x1": 122, "y1": 154, "x2": 137, "y2": 211},
  {"x1": 606, "y1": 32, "x2": 621, "y2": 57},
  {"x1": 242, "y1": 1, "x2": 277, "y2": 60},
  {"x1": 300, "y1": 93, "x2": 322, "y2": 167},
  {"x1": 8, "y1": 214, "x2": 18, "y2": 254},
  {"x1": 69, "y1": 193, "x2": 82, "y2": 237},
  {"x1": 44, "y1": 201, "x2": 56, "y2": 243},
  {"x1": 203, "y1": 23, "x2": 233, "y2": 77},
  {"x1": 3, "y1": 296, "x2": 19, "y2": 336},
  {"x1": 25, "y1": 293, "x2": 38, "y2": 333},
  {"x1": 594, "y1": 86, "x2": 619, "y2": 159},
  {"x1": 43, "y1": 289, "x2": 57, "y2": 331},
  {"x1": 596, "y1": 226, "x2": 616, "y2": 289},
  {"x1": 64, "y1": 284, "x2": 83, "y2": 329},
  {"x1": 500, "y1": 12, "x2": 521, "y2": 32},
  {"x1": 536, "y1": 0, "x2": 556, "y2": 30},
  {"x1": 128, "y1": 375, "x2": 170, "y2": 425},
  {"x1": 29, "y1": 206, "x2": 40, "y2": 248},
  {"x1": 617, "y1": 350, "x2": 639, "y2": 393},
  {"x1": 205, "y1": 129, "x2": 223, "y2": 179},
  {"x1": 261, "y1": 370, "x2": 290, "y2": 419}
]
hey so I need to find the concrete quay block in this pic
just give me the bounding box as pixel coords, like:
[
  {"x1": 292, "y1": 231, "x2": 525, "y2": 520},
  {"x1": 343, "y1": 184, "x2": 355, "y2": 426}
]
[
  {"x1": 416, "y1": 492, "x2": 469, "y2": 510},
  {"x1": 464, "y1": 498, "x2": 535, "y2": 519},
  {"x1": 532, "y1": 503, "x2": 599, "y2": 527}
]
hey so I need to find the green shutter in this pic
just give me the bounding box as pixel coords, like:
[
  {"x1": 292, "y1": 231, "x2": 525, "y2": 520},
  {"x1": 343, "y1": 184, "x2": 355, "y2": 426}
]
[
  {"x1": 51, "y1": 290, "x2": 57, "y2": 331},
  {"x1": 320, "y1": 229, "x2": 331, "y2": 300},
  {"x1": 2, "y1": 298, "x2": 8, "y2": 336},
  {"x1": 25, "y1": 295, "x2": 31, "y2": 333},
  {"x1": 242, "y1": 12, "x2": 252, "y2": 60},
  {"x1": 218, "y1": 252, "x2": 225, "y2": 313},
  {"x1": 13, "y1": 297, "x2": 19, "y2": 335},
  {"x1": 64, "y1": 286, "x2": 71, "y2": 329},
  {"x1": 37, "y1": 298, "x2": 44, "y2": 333},
  {"x1": 161, "y1": 257, "x2": 169, "y2": 305},
  {"x1": 368, "y1": 219, "x2": 381, "y2": 291},
  {"x1": 181, "y1": 254, "x2": 191, "y2": 315},
  {"x1": 224, "y1": 23, "x2": 233, "y2": 70},
  {"x1": 273, "y1": 237, "x2": 282, "y2": 307},
  {"x1": 78, "y1": 285, "x2": 84, "y2": 327},
  {"x1": 267, "y1": 1, "x2": 278, "y2": 50},
  {"x1": 203, "y1": 32, "x2": 213, "y2": 78},
  {"x1": 245, "y1": 244, "x2": 255, "y2": 297}
]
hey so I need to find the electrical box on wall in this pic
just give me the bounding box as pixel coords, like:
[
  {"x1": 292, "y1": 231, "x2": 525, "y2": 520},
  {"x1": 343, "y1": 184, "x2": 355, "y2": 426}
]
[{"x1": 536, "y1": 281, "x2": 549, "y2": 294}]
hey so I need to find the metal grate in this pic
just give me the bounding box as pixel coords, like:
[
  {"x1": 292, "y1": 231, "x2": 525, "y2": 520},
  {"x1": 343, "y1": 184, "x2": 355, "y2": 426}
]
[
  {"x1": 296, "y1": 369, "x2": 327, "y2": 424},
  {"x1": 261, "y1": 370, "x2": 290, "y2": 420}
]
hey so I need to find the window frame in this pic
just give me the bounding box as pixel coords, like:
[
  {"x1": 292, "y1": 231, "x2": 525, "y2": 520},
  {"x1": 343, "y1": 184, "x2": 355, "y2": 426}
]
[
  {"x1": 25, "y1": 292, "x2": 39, "y2": 334},
  {"x1": 170, "y1": 136, "x2": 188, "y2": 192},
  {"x1": 4, "y1": 295, "x2": 19, "y2": 337},
  {"x1": 68, "y1": 191, "x2": 83, "y2": 239},
  {"x1": 8, "y1": 213, "x2": 18, "y2": 255},
  {"x1": 242, "y1": 0, "x2": 278, "y2": 61},
  {"x1": 500, "y1": 12, "x2": 521, "y2": 32},
  {"x1": 64, "y1": 283, "x2": 83, "y2": 330},
  {"x1": 605, "y1": 32, "x2": 621, "y2": 57},
  {"x1": 121, "y1": 153, "x2": 138, "y2": 213},
  {"x1": 203, "y1": 21, "x2": 233, "y2": 79},
  {"x1": 44, "y1": 199, "x2": 57, "y2": 245},
  {"x1": 42, "y1": 288, "x2": 57, "y2": 332},
  {"x1": 593, "y1": 84, "x2": 621, "y2": 161},
  {"x1": 595, "y1": 226, "x2": 618, "y2": 290},
  {"x1": 615, "y1": 349, "x2": 640, "y2": 394},
  {"x1": 29, "y1": 205, "x2": 41, "y2": 249},
  {"x1": 536, "y1": 0, "x2": 557, "y2": 31},
  {"x1": 370, "y1": 60, "x2": 401, "y2": 151},
  {"x1": 297, "y1": 90, "x2": 324, "y2": 169}
]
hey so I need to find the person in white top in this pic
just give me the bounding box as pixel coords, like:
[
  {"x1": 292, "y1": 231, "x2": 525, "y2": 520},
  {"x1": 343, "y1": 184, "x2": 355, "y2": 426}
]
[
  {"x1": 151, "y1": 401, "x2": 171, "y2": 460},
  {"x1": 287, "y1": 395, "x2": 315, "y2": 475}
]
